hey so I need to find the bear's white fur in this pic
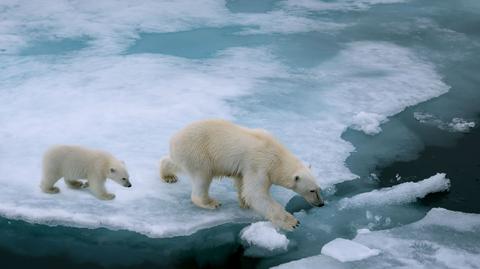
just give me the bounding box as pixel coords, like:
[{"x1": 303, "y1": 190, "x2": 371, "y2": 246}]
[
  {"x1": 40, "y1": 145, "x2": 132, "y2": 200},
  {"x1": 160, "y1": 119, "x2": 324, "y2": 230}
]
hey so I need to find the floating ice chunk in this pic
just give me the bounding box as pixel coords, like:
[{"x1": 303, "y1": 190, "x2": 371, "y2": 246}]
[
  {"x1": 448, "y1": 118, "x2": 476, "y2": 132},
  {"x1": 240, "y1": 221, "x2": 289, "y2": 251},
  {"x1": 321, "y1": 238, "x2": 381, "y2": 262},
  {"x1": 339, "y1": 173, "x2": 450, "y2": 209},
  {"x1": 351, "y1": 112, "x2": 387, "y2": 135},
  {"x1": 414, "y1": 112, "x2": 475, "y2": 133},
  {"x1": 357, "y1": 228, "x2": 371, "y2": 234}
]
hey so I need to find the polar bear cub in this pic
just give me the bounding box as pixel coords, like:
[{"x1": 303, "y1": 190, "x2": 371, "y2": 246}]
[
  {"x1": 40, "y1": 145, "x2": 132, "y2": 200},
  {"x1": 160, "y1": 119, "x2": 324, "y2": 231}
]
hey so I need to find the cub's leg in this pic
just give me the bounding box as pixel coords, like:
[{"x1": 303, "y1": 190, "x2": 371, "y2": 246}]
[
  {"x1": 190, "y1": 173, "x2": 220, "y2": 209},
  {"x1": 160, "y1": 156, "x2": 180, "y2": 183},
  {"x1": 88, "y1": 178, "x2": 115, "y2": 200},
  {"x1": 64, "y1": 177, "x2": 85, "y2": 189},
  {"x1": 40, "y1": 170, "x2": 61, "y2": 194},
  {"x1": 234, "y1": 176, "x2": 248, "y2": 209}
]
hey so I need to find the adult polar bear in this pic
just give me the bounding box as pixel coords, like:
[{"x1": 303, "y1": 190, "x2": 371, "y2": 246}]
[{"x1": 160, "y1": 119, "x2": 324, "y2": 230}]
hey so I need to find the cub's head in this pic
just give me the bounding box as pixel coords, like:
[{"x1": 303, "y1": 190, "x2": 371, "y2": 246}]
[
  {"x1": 107, "y1": 160, "x2": 132, "y2": 188},
  {"x1": 290, "y1": 165, "x2": 324, "y2": 207}
]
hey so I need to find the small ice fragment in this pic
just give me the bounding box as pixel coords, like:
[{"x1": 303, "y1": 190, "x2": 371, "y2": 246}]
[
  {"x1": 448, "y1": 118, "x2": 475, "y2": 132},
  {"x1": 240, "y1": 221, "x2": 289, "y2": 251},
  {"x1": 321, "y1": 238, "x2": 381, "y2": 262},
  {"x1": 414, "y1": 112, "x2": 475, "y2": 133},
  {"x1": 357, "y1": 228, "x2": 371, "y2": 234},
  {"x1": 351, "y1": 112, "x2": 387, "y2": 135},
  {"x1": 374, "y1": 215, "x2": 382, "y2": 222},
  {"x1": 395, "y1": 173, "x2": 401, "y2": 181}
]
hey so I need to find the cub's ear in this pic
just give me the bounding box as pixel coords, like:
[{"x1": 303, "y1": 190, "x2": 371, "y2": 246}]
[
  {"x1": 308, "y1": 163, "x2": 312, "y2": 169},
  {"x1": 110, "y1": 168, "x2": 116, "y2": 173},
  {"x1": 121, "y1": 160, "x2": 125, "y2": 165}
]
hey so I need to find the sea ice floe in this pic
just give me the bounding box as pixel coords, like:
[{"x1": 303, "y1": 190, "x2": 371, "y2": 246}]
[
  {"x1": 240, "y1": 221, "x2": 289, "y2": 255},
  {"x1": 338, "y1": 173, "x2": 450, "y2": 209},
  {"x1": 321, "y1": 238, "x2": 380, "y2": 262}
]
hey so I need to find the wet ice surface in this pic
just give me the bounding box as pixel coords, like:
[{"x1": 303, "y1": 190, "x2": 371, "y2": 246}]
[
  {"x1": 274, "y1": 208, "x2": 480, "y2": 269},
  {"x1": 1, "y1": 0, "x2": 480, "y2": 267}
]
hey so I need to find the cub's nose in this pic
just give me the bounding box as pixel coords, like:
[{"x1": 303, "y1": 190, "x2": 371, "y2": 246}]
[
  {"x1": 126, "y1": 183, "x2": 132, "y2": 188},
  {"x1": 316, "y1": 201, "x2": 325, "y2": 207}
]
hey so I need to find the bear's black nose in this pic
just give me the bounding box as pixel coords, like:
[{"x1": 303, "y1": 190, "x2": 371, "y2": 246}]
[
  {"x1": 316, "y1": 201, "x2": 325, "y2": 207},
  {"x1": 127, "y1": 183, "x2": 132, "y2": 188}
]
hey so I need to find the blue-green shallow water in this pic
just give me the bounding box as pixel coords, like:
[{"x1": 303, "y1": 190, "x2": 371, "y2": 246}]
[{"x1": 0, "y1": 217, "x2": 259, "y2": 269}]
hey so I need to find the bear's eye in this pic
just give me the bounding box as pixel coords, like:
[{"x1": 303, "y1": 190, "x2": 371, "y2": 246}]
[
  {"x1": 110, "y1": 168, "x2": 116, "y2": 173},
  {"x1": 294, "y1": 176, "x2": 300, "y2": 181},
  {"x1": 310, "y1": 190, "x2": 316, "y2": 193},
  {"x1": 122, "y1": 178, "x2": 127, "y2": 181}
]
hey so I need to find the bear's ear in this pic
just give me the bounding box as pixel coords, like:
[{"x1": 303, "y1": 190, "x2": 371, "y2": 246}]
[
  {"x1": 308, "y1": 163, "x2": 312, "y2": 169},
  {"x1": 110, "y1": 168, "x2": 116, "y2": 173}
]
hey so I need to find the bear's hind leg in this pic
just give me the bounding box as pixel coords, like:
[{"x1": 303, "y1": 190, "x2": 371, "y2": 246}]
[
  {"x1": 190, "y1": 173, "x2": 221, "y2": 209},
  {"x1": 160, "y1": 156, "x2": 179, "y2": 183}
]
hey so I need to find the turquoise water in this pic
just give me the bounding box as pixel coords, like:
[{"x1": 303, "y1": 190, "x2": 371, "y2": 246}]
[{"x1": 1, "y1": 0, "x2": 480, "y2": 268}]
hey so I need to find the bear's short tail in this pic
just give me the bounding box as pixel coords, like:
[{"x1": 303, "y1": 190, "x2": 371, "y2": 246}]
[{"x1": 160, "y1": 156, "x2": 180, "y2": 183}]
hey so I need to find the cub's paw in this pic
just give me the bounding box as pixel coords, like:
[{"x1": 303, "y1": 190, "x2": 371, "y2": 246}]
[
  {"x1": 42, "y1": 186, "x2": 60, "y2": 194},
  {"x1": 100, "y1": 193, "x2": 116, "y2": 200},
  {"x1": 162, "y1": 175, "x2": 178, "y2": 183},
  {"x1": 272, "y1": 212, "x2": 300, "y2": 231}
]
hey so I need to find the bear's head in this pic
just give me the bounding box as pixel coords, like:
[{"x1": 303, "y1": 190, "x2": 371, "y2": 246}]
[
  {"x1": 289, "y1": 166, "x2": 324, "y2": 207},
  {"x1": 107, "y1": 160, "x2": 132, "y2": 188}
]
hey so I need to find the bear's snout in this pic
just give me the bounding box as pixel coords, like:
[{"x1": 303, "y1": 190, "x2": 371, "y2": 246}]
[{"x1": 126, "y1": 183, "x2": 132, "y2": 188}]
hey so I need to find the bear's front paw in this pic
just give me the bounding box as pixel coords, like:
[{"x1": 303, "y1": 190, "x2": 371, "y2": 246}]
[
  {"x1": 81, "y1": 182, "x2": 89, "y2": 188},
  {"x1": 162, "y1": 175, "x2": 178, "y2": 183},
  {"x1": 100, "y1": 193, "x2": 116, "y2": 200},
  {"x1": 272, "y1": 212, "x2": 300, "y2": 231}
]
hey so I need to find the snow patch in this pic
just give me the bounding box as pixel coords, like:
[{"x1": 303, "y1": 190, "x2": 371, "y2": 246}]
[{"x1": 321, "y1": 238, "x2": 381, "y2": 262}]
